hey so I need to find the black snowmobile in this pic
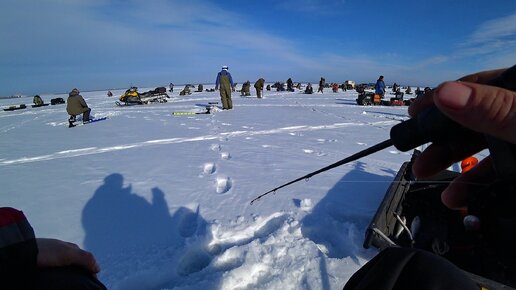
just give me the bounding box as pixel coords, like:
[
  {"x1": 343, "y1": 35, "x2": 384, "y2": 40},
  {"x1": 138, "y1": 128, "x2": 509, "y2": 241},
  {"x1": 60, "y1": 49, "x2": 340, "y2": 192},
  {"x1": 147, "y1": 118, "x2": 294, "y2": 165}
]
[
  {"x1": 364, "y1": 150, "x2": 516, "y2": 289},
  {"x1": 355, "y1": 84, "x2": 381, "y2": 105},
  {"x1": 50, "y1": 97, "x2": 65, "y2": 105}
]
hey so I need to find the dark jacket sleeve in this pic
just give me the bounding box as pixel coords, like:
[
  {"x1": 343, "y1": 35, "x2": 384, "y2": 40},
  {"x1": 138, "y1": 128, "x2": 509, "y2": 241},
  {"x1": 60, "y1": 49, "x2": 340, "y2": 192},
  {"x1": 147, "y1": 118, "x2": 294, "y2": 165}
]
[
  {"x1": 228, "y1": 72, "x2": 234, "y2": 87},
  {"x1": 0, "y1": 207, "x2": 38, "y2": 287},
  {"x1": 215, "y1": 72, "x2": 221, "y2": 89}
]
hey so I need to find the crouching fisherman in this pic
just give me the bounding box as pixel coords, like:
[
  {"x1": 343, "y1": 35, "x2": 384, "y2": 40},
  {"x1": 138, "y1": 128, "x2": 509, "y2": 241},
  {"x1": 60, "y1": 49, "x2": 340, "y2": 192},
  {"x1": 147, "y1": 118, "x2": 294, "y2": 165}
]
[{"x1": 67, "y1": 88, "x2": 91, "y2": 126}]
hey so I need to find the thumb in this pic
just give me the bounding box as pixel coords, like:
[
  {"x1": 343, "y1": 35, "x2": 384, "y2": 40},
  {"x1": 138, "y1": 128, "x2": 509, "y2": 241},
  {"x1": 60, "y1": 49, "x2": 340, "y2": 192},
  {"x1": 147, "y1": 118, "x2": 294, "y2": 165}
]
[{"x1": 434, "y1": 81, "x2": 516, "y2": 144}]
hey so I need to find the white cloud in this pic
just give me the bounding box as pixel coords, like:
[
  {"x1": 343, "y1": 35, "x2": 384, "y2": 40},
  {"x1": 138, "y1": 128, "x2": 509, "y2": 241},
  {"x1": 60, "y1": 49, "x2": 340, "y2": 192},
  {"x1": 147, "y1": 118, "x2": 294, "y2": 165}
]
[
  {"x1": 469, "y1": 13, "x2": 516, "y2": 44},
  {"x1": 1, "y1": 0, "x2": 325, "y2": 93},
  {"x1": 458, "y1": 13, "x2": 516, "y2": 57}
]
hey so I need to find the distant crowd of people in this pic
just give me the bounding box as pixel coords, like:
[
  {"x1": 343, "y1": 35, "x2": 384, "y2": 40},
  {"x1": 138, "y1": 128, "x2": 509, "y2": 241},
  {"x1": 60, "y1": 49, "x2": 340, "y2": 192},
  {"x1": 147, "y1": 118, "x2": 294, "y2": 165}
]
[{"x1": 28, "y1": 65, "x2": 429, "y2": 124}]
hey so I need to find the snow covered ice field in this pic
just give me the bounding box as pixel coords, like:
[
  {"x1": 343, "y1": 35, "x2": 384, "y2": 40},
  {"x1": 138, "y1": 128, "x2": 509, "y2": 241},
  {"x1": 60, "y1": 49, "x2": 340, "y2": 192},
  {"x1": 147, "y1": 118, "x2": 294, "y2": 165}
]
[{"x1": 1, "y1": 86, "x2": 439, "y2": 289}]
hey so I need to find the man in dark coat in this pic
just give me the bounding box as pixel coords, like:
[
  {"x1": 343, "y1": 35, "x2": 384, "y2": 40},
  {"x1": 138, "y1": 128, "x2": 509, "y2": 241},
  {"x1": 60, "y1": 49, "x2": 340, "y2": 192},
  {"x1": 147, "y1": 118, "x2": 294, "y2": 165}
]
[
  {"x1": 286, "y1": 78, "x2": 294, "y2": 92},
  {"x1": 254, "y1": 78, "x2": 265, "y2": 98},
  {"x1": 240, "y1": 81, "x2": 251, "y2": 96},
  {"x1": 305, "y1": 83, "x2": 313, "y2": 94},
  {"x1": 215, "y1": 65, "x2": 235, "y2": 110},
  {"x1": 66, "y1": 88, "x2": 91, "y2": 123},
  {"x1": 318, "y1": 77, "x2": 325, "y2": 93}
]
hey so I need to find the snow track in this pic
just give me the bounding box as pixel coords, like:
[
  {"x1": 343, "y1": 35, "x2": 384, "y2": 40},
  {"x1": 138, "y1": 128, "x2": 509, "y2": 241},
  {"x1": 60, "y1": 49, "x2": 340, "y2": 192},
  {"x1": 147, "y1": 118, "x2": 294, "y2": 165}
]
[{"x1": 0, "y1": 121, "x2": 395, "y2": 166}]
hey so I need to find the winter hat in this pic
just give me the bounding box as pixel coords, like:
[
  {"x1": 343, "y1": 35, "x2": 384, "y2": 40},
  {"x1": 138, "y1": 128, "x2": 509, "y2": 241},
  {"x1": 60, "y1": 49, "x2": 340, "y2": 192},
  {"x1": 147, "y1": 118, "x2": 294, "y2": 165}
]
[
  {"x1": 222, "y1": 65, "x2": 228, "y2": 70},
  {"x1": 69, "y1": 88, "x2": 80, "y2": 96}
]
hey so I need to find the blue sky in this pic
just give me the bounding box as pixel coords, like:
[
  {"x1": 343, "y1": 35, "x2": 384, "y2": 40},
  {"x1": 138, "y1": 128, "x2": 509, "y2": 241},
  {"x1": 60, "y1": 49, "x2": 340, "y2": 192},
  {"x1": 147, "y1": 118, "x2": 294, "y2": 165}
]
[{"x1": 1, "y1": 0, "x2": 515, "y2": 96}]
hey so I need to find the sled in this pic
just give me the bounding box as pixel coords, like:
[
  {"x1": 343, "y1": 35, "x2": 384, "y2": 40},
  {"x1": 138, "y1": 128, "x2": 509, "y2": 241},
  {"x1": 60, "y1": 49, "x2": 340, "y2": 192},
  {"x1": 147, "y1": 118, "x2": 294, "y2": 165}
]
[
  {"x1": 364, "y1": 150, "x2": 516, "y2": 289},
  {"x1": 68, "y1": 117, "x2": 108, "y2": 128},
  {"x1": 32, "y1": 103, "x2": 50, "y2": 108},
  {"x1": 3, "y1": 104, "x2": 27, "y2": 111}
]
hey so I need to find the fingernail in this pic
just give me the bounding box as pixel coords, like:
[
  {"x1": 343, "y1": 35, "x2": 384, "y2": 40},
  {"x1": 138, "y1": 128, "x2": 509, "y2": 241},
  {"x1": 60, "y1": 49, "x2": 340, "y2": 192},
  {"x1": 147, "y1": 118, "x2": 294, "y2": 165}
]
[{"x1": 436, "y1": 82, "x2": 472, "y2": 110}]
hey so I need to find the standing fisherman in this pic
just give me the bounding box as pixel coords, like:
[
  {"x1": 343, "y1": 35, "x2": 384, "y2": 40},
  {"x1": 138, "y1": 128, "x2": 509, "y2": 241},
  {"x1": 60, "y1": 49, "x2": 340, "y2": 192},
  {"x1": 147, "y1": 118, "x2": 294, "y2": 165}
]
[
  {"x1": 254, "y1": 78, "x2": 265, "y2": 98},
  {"x1": 215, "y1": 65, "x2": 235, "y2": 110}
]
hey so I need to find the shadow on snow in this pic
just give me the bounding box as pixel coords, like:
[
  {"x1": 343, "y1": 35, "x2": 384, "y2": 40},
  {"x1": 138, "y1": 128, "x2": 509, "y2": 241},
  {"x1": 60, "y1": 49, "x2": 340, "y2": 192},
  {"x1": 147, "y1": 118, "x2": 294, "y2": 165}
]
[
  {"x1": 300, "y1": 161, "x2": 395, "y2": 260},
  {"x1": 82, "y1": 173, "x2": 213, "y2": 290}
]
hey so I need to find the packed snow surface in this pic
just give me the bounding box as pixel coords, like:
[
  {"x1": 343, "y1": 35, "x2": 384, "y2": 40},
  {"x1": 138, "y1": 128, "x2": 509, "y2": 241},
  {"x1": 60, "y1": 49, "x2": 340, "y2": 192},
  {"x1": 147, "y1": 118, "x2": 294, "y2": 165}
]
[{"x1": 1, "y1": 86, "x2": 443, "y2": 289}]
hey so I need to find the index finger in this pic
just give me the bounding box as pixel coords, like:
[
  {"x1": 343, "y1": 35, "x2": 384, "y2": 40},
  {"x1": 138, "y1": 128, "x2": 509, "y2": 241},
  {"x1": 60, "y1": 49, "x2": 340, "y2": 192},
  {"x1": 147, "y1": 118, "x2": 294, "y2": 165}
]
[
  {"x1": 408, "y1": 68, "x2": 508, "y2": 117},
  {"x1": 458, "y1": 68, "x2": 507, "y2": 84}
]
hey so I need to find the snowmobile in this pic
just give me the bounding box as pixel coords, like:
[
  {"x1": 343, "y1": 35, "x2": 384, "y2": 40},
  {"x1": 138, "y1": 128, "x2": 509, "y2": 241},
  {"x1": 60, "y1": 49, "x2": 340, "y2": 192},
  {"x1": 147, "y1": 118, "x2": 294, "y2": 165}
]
[
  {"x1": 355, "y1": 91, "x2": 377, "y2": 105},
  {"x1": 364, "y1": 150, "x2": 516, "y2": 289},
  {"x1": 50, "y1": 97, "x2": 65, "y2": 105},
  {"x1": 116, "y1": 87, "x2": 169, "y2": 106}
]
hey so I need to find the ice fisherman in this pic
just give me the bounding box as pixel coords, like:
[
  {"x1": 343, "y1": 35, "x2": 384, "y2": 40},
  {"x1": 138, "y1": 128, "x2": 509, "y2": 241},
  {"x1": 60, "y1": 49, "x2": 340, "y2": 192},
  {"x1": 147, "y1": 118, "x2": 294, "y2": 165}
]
[
  {"x1": 0, "y1": 207, "x2": 105, "y2": 289},
  {"x1": 240, "y1": 81, "x2": 251, "y2": 96},
  {"x1": 254, "y1": 78, "x2": 265, "y2": 98},
  {"x1": 66, "y1": 88, "x2": 91, "y2": 123},
  {"x1": 318, "y1": 77, "x2": 325, "y2": 93},
  {"x1": 375, "y1": 75, "x2": 386, "y2": 97},
  {"x1": 215, "y1": 65, "x2": 235, "y2": 110}
]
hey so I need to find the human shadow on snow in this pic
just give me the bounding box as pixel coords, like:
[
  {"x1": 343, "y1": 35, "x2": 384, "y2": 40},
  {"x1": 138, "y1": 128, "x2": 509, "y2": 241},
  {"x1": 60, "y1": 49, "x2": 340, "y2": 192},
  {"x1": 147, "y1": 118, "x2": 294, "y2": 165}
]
[
  {"x1": 301, "y1": 161, "x2": 395, "y2": 261},
  {"x1": 82, "y1": 173, "x2": 211, "y2": 290}
]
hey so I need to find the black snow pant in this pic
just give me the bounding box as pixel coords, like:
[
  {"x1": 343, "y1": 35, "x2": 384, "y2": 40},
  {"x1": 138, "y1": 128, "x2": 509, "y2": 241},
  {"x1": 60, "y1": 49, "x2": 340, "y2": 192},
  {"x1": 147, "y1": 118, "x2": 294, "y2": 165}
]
[
  {"x1": 343, "y1": 247, "x2": 478, "y2": 290},
  {"x1": 35, "y1": 266, "x2": 107, "y2": 290}
]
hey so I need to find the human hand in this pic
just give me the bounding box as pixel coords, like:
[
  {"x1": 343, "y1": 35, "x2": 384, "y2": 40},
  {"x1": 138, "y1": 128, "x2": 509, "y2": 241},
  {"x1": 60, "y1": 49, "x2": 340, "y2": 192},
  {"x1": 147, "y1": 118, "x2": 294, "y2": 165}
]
[
  {"x1": 407, "y1": 67, "x2": 516, "y2": 209},
  {"x1": 36, "y1": 238, "x2": 100, "y2": 274}
]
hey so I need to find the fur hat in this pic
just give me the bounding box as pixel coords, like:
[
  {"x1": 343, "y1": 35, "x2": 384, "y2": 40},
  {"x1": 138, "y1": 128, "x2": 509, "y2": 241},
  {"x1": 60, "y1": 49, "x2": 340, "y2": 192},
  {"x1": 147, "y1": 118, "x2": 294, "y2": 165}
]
[{"x1": 69, "y1": 88, "x2": 80, "y2": 96}]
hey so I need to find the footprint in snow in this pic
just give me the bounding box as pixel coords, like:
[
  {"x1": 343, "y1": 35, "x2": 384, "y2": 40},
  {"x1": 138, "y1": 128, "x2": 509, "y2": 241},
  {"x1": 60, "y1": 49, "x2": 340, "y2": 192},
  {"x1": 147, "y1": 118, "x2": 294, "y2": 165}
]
[
  {"x1": 289, "y1": 132, "x2": 304, "y2": 137},
  {"x1": 177, "y1": 248, "x2": 212, "y2": 276},
  {"x1": 293, "y1": 198, "x2": 313, "y2": 212},
  {"x1": 210, "y1": 144, "x2": 221, "y2": 152},
  {"x1": 304, "y1": 149, "x2": 326, "y2": 156},
  {"x1": 216, "y1": 176, "x2": 232, "y2": 194},
  {"x1": 317, "y1": 138, "x2": 338, "y2": 143},
  {"x1": 220, "y1": 152, "x2": 231, "y2": 160},
  {"x1": 203, "y1": 163, "x2": 216, "y2": 174}
]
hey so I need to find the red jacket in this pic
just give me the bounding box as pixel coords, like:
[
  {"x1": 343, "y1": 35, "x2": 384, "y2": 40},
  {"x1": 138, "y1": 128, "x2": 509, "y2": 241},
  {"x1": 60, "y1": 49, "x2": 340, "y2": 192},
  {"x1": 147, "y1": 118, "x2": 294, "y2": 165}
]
[{"x1": 0, "y1": 207, "x2": 38, "y2": 288}]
